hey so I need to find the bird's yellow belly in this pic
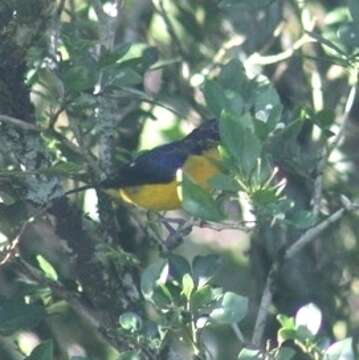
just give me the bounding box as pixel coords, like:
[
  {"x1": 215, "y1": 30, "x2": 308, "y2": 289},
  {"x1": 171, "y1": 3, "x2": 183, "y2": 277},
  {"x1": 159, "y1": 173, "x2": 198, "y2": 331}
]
[
  {"x1": 107, "y1": 181, "x2": 180, "y2": 211},
  {"x1": 107, "y1": 148, "x2": 220, "y2": 210}
]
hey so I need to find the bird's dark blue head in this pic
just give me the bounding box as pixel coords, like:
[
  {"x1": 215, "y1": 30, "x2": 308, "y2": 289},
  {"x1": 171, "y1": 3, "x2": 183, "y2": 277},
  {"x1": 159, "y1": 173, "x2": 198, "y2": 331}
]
[{"x1": 183, "y1": 119, "x2": 219, "y2": 153}]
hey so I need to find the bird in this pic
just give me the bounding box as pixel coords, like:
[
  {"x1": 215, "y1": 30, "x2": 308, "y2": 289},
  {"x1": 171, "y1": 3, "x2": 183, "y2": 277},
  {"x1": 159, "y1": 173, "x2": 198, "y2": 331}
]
[{"x1": 66, "y1": 119, "x2": 221, "y2": 210}]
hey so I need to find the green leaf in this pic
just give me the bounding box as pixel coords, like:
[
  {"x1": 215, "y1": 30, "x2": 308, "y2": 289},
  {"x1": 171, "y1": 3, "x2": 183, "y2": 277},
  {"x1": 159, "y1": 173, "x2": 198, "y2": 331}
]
[
  {"x1": 36, "y1": 255, "x2": 58, "y2": 281},
  {"x1": 0, "y1": 298, "x2": 45, "y2": 335},
  {"x1": 253, "y1": 84, "x2": 283, "y2": 139},
  {"x1": 277, "y1": 314, "x2": 295, "y2": 329},
  {"x1": 295, "y1": 325, "x2": 315, "y2": 343},
  {"x1": 168, "y1": 255, "x2": 191, "y2": 283},
  {"x1": 142, "y1": 47, "x2": 159, "y2": 69},
  {"x1": 323, "y1": 338, "x2": 354, "y2": 360},
  {"x1": 276, "y1": 347, "x2": 296, "y2": 360},
  {"x1": 0, "y1": 191, "x2": 16, "y2": 205},
  {"x1": 118, "y1": 351, "x2": 141, "y2": 360},
  {"x1": 219, "y1": 59, "x2": 252, "y2": 97},
  {"x1": 295, "y1": 303, "x2": 322, "y2": 336},
  {"x1": 210, "y1": 292, "x2": 248, "y2": 324},
  {"x1": 98, "y1": 43, "x2": 132, "y2": 67},
  {"x1": 180, "y1": 174, "x2": 224, "y2": 222},
  {"x1": 192, "y1": 254, "x2": 221, "y2": 288},
  {"x1": 36, "y1": 69, "x2": 64, "y2": 102},
  {"x1": 313, "y1": 109, "x2": 335, "y2": 130},
  {"x1": 278, "y1": 328, "x2": 298, "y2": 344},
  {"x1": 119, "y1": 312, "x2": 142, "y2": 332},
  {"x1": 209, "y1": 173, "x2": 239, "y2": 192},
  {"x1": 191, "y1": 286, "x2": 218, "y2": 312},
  {"x1": 25, "y1": 340, "x2": 53, "y2": 360},
  {"x1": 203, "y1": 80, "x2": 229, "y2": 118},
  {"x1": 219, "y1": 112, "x2": 262, "y2": 176},
  {"x1": 181, "y1": 274, "x2": 195, "y2": 300},
  {"x1": 105, "y1": 66, "x2": 143, "y2": 87},
  {"x1": 288, "y1": 210, "x2": 316, "y2": 229},
  {"x1": 140, "y1": 260, "x2": 169, "y2": 301},
  {"x1": 62, "y1": 64, "x2": 97, "y2": 93},
  {"x1": 237, "y1": 348, "x2": 262, "y2": 359}
]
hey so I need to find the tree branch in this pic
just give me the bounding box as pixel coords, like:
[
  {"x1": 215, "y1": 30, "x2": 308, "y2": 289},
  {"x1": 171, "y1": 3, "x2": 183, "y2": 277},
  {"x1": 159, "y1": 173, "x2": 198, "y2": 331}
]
[
  {"x1": 252, "y1": 200, "x2": 359, "y2": 346},
  {"x1": 312, "y1": 84, "x2": 357, "y2": 216},
  {"x1": 16, "y1": 258, "x2": 156, "y2": 359},
  {"x1": 0, "y1": 114, "x2": 39, "y2": 131},
  {"x1": 246, "y1": 34, "x2": 314, "y2": 66}
]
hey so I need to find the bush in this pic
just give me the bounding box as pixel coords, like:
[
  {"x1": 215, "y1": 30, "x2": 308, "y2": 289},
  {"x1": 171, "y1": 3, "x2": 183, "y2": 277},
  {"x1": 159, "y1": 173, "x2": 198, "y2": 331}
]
[{"x1": 0, "y1": 0, "x2": 358, "y2": 359}]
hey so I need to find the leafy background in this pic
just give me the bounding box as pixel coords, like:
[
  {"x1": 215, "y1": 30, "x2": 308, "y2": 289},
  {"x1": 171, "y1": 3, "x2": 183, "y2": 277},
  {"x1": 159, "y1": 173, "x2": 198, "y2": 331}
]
[{"x1": 0, "y1": 0, "x2": 358, "y2": 359}]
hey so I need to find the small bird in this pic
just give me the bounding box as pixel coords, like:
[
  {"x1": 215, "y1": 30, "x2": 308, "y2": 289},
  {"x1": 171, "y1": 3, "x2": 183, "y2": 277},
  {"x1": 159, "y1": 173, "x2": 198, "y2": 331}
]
[{"x1": 67, "y1": 119, "x2": 220, "y2": 210}]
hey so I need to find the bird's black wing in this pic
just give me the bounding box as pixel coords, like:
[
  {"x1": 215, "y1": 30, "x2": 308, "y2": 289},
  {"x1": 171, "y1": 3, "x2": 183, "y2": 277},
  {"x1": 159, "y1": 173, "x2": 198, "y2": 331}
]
[
  {"x1": 101, "y1": 119, "x2": 219, "y2": 188},
  {"x1": 101, "y1": 140, "x2": 189, "y2": 188}
]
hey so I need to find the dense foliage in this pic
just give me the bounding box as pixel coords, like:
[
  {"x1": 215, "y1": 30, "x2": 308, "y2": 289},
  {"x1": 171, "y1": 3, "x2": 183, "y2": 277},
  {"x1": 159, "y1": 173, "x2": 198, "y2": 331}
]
[{"x1": 0, "y1": 0, "x2": 358, "y2": 359}]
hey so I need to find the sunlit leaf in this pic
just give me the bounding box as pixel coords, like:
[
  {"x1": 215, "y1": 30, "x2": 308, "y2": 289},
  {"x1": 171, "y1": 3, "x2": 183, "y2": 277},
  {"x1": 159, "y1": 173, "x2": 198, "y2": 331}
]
[
  {"x1": 219, "y1": 112, "x2": 262, "y2": 176},
  {"x1": 276, "y1": 347, "x2": 296, "y2": 360},
  {"x1": 25, "y1": 340, "x2": 53, "y2": 360},
  {"x1": 180, "y1": 174, "x2": 224, "y2": 222},
  {"x1": 118, "y1": 351, "x2": 141, "y2": 360},
  {"x1": 140, "y1": 260, "x2": 169, "y2": 301},
  {"x1": 168, "y1": 255, "x2": 191, "y2": 282},
  {"x1": 288, "y1": 210, "x2": 317, "y2": 229},
  {"x1": 191, "y1": 286, "x2": 219, "y2": 312},
  {"x1": 238, "y1": 348, "x2": 262, "y2": 359},
  {"x1": 209, "y1": 173, "x2": 239, "y2": 192},
  {"x1": 36, "y1": 255, "x2": 58, "y2": 281},
  {"x1": 119, "y1": 312, "x2": 142, "y2": 332},
  {"x1": 181, "y1": 273, "x2": 195, "y2": 300},
  {"x1": 210, "y1": 292, "x2": 248, "y2": 324},
  {"x1": 295, "y1": 303, "x2": 322, "y2": 336},
  {"x1": 98, "y1": 43, "x2": 132, "y2": 67},
  {"x1": 203, "y1": 80, "x2": 229, "y2": 118},
  {"x1": 192, "y1": 254, "x2": 221, "y2": 288},
  {"x1": 323, "y1": 338, "x2": 354, "y2": 360}
]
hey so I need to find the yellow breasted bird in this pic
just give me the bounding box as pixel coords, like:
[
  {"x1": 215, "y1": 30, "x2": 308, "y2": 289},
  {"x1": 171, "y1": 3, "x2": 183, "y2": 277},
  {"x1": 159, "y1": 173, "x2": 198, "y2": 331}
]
[{"x1": 67, "y1": 119, "x2": 220, "y2": 210}]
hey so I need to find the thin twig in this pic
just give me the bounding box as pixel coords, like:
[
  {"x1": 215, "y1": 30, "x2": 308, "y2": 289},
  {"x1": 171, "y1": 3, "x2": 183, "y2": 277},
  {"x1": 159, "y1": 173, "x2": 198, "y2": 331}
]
[
  {"x1": 246, "y1": 34, "x2": 314, "y2": 66},
  {"x1": 285, "y1": 206, "x2": 350, "y2": 260},
  {"x1": 0, "y1": 114, "x2": 39, "y2": 131},
  {"x1": 56, "y1": 0, "x2": 66, "y2": 16},
  {"x1": 251, "y1": 267, "x2": 276, "y2": 346},
  {"x1": 312, "y1": 84, "x2": 357, "y2": 216},
  {"x1": 328, "y1": 84, "x2": 357, "y2": 155},
  {"x1": 252, "y1": 200, "x2": 359, "y2": 346},
  {"x1": 0, "y1": 113, "x2": 85, "y2": 160},
  {"x1": 0, "y1": 222, "x2": 29, "y2": 266},
  {"x1": 196, "y1": 219, "x2": 255, "y2": 233},
  {"x1": 232, "y1": 323, "x2": 246, "y2": 343},
  {"x1": 17, "y1": 259, "x2": 102, "y2": 329},
  {"x1": 155, "y1": 0, "x2": 187, "y2": 59},
  {"x1": 298, "y1": 3, "x2": 324, "y2": 217},
  {"x1": 114, "y1": 86, "x2": 185, "y2": 118},
  {"x1": 16, "y1": 258, "x2": 156, "y2": 359}
]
